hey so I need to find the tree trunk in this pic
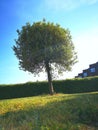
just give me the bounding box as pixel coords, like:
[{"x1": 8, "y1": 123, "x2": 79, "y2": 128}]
[{"x1": 45, "y1": 61, "x2": 54, "y2": 95}]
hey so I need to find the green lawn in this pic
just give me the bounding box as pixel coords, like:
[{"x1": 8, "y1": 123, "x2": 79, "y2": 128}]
[{"x1": 0, "y1": 92, "x2": 98, "y2": 130}]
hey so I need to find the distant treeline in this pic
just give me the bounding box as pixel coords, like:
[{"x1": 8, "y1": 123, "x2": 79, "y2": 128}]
[{"x1": 0, "y1": 76, "x2": 98, "y2": 99}]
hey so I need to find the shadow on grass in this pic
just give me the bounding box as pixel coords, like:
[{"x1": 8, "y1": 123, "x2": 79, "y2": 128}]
[{"x1": 0, "y1": 93, "x2": 98, "y2": 130}]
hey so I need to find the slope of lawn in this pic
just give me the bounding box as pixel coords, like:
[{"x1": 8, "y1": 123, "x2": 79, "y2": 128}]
[{"x1": 0, "y1": 92, "x2": 98, "y2": 130}]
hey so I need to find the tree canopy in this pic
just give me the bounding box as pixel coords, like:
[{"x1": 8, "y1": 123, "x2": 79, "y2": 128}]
[{"x1": 13, "y1": 20, "x2": 77, "y2": 95}]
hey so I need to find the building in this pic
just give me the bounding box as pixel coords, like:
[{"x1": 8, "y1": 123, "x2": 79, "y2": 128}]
[{"x1": 75, "y1": 62, "x2": 98, "y2": 78}]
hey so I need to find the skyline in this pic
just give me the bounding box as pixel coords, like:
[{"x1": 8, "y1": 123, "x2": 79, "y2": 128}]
[{"x1": 0, "y1": 0, "x2": 98, "y2": 84}]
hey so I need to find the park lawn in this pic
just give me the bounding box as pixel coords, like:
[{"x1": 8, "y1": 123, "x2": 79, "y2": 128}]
[{"x1": 0, "y1": 92, "x2": 98, "y2": 130}]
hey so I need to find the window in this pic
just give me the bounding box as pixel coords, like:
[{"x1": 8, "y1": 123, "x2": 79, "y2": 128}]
[
  {"x1": 90, "y1": 68, "x2": 95, "y2": 73},
  {"x1": 83, "y1": 72, "x2": 87, "y2": 77}
]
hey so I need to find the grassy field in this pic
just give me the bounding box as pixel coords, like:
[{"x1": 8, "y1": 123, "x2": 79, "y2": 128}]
[{"x1": 0, "y1": 92, "x2": 98, "y2": 130}]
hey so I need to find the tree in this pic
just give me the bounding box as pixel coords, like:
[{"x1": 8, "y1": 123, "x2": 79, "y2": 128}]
[{"x1": 13, "y1": 20, "x2": 77, "y2": 95}]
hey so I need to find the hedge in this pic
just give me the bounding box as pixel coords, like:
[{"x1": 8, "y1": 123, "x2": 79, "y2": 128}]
[{"x1": 0, "y1": 76, "x2": 98, "y2": 99}]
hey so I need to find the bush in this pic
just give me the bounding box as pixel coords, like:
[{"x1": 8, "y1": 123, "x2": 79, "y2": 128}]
[
  {"x1": 0, "y1": 82, "x2": 49, "y2": 99},
  {"x1": 53, "y1": 76, "x2": 98, "y2": 93},
  {"x1": 0, "y1": 76, "x2": 98, "y2": 99}
]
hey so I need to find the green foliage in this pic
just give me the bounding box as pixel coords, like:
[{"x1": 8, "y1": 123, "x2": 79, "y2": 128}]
[
  {"x1": 0, "y1": 82, "x2": 49, "y2": 99},
  {"x1": 54, "y1": 76, "x2": 98, "y2": 93},
  {"x1": 0, "y1": 92, "x2": 98, "y2": 130},
  {"x1": 0, "y1": 76, "x2": 98, "y2": 99},
  {"x1": 13, "y1": 20, "x2": 77, "y2": 94},
  {"x1": 13, "y1": 20, "x2": 77, "y2": 75}
]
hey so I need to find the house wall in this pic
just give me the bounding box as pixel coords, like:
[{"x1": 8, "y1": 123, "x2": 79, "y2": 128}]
[{"x1": 75, "y1": 62, "x2": 98, "y2": 78}]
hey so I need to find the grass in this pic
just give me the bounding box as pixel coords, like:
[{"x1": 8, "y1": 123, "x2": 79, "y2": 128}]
[{"x1": 0, "y1": 92, "x2": 98, "y2": 130}]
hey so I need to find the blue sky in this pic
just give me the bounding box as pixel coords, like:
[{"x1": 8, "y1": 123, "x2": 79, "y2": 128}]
[{"x1": 0, "y1": 0, "x2": 98, "y2": 84}]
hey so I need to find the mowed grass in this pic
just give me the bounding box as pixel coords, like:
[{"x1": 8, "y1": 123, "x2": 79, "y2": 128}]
[{"x1": 0, "y1": 92, "x2": 98, "y2": 130}]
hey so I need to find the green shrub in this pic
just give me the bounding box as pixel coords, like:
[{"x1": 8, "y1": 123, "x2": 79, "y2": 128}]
[
  {"x1": 0, "y1": 82, "x2": 49, "y2": 99},
  {"x1": 0, "y1": 76, "x2": 98, "y2": 99},
  {"x1": 54, "y1": 76, "x2": 98, "y2": 93}
]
